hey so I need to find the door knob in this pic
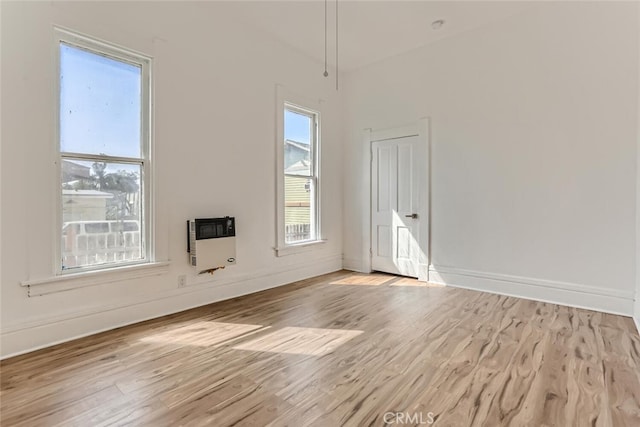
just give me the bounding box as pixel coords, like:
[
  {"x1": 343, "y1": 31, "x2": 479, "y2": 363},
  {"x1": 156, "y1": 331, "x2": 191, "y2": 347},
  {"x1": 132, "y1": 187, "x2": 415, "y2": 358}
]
[{"x1": 405, "y1": 213, "x2": 418, "y2": 219}]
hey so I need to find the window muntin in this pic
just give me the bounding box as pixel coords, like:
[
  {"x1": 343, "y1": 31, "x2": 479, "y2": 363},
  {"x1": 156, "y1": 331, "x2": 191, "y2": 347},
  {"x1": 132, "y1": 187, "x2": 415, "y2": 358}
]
[
  {"x1": 283, "y1": 104, "x2": 318, "y2": 244},
  {"x1": 57, "y1": 32, "x2": 150, "y2": 273}
]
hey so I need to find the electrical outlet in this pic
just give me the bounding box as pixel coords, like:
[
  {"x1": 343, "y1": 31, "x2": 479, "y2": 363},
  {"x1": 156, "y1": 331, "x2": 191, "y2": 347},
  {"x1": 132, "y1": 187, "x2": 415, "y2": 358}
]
[{"x1": 178, "y1": 275, "x2": 187, "y2": 288}]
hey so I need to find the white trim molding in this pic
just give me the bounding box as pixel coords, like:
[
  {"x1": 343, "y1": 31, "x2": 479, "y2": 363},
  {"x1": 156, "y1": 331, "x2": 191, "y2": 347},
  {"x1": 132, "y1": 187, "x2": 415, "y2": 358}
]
[
  {"x1": 53, "y1": 27, "x2": 155, "y2": 276},
  {"x1": 21, "y1": 261, "x2": 170, "y2": 297},
  {"x1": 2, "y1": 254, "x2": 342, "y2": 359},
  {"x1": 363, "y1": 119, "x2": 430, "y2": 278},
  {"x1": 274, "y1": 239, "x2": 327, "y2": 257},
  {"x1": 429, "y1": 264, "x2": 635, "y2": 316},
  {"x1": 275, "y1": 85, "x2": 325, "y2": 257}
]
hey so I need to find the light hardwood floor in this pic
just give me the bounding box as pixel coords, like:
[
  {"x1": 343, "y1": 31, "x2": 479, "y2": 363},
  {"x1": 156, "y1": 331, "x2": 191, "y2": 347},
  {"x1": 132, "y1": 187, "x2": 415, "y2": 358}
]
[{"x1": 1, "y1": 270, "x2": 640, "y2": 426}]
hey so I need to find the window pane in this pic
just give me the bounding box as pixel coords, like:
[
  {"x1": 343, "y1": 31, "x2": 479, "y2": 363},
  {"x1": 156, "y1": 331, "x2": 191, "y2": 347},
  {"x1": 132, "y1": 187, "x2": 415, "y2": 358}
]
[
  {"x1": 284, "y1": 109, "x2": 312, "y2": 174},
  {"x1": 61, "y1": 159, "x2": 143, "y2": 269},
  {"x1": 60, "y1": 43, "x2": 142, "y2": 158},
  {"x1": 284, "y1": 176, "x2": 315, "y2": 243}
]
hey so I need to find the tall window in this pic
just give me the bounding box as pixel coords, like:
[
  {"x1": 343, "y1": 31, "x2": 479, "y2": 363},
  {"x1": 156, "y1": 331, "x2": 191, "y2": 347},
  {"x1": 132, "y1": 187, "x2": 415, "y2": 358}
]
[
  {"x1": 284, "y1": 105, "x2": 317, "y2": 243},
  {"x1": 57, "y1": 29, "x2": 151, "y2": 272},
  {"x1": 281, "y1": 103, "x2": 320, "y2": 246}
]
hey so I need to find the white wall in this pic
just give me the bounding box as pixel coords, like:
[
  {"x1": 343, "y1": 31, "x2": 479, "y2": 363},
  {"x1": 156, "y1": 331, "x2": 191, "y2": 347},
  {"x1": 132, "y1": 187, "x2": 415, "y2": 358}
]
[
  {"x1": 636, "y1": 1, "x2": 640, "y2": 334},
  {"x1": 343, "y1": 2, "x2": 639, "y2": 315},
  {"x1": 0, "y1": 1, "x2": 343, "y2": 358}
]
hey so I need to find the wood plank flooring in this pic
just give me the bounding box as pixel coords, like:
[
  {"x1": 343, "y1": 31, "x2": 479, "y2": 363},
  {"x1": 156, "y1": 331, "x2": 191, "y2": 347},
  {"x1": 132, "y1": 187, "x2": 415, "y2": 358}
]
[{"x1": 1, "y1": 270, "x2": 639, "y2": 426}]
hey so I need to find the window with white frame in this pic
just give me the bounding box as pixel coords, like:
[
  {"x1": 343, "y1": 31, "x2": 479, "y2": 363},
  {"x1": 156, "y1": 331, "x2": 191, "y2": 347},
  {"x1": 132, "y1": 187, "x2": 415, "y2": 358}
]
[
  {"x1": 56, "y1": 29, "x2": 151, "y2": 272},
  {"x1": 277, "y1": 98, "x2": 321, "y2": 252}
]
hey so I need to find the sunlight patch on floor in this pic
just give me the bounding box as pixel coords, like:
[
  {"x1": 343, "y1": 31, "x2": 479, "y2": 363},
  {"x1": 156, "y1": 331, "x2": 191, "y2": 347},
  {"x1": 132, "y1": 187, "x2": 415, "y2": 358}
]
[
  {"x1": 330, "y1": 274, "x2": 394, "y2": 286},
  {"x1": 140, "y1": 321, "x2": 264, "y2": 347},
  {"x1": 232, "y1": 326, "x2": 363, "y2": 356}
]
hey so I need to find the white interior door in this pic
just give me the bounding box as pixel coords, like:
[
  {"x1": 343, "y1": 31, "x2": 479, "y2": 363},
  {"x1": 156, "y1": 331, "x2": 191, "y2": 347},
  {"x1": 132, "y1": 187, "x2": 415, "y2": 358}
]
[{"x1": 371, "y1": 135, "x2": 423, "y2": 277}]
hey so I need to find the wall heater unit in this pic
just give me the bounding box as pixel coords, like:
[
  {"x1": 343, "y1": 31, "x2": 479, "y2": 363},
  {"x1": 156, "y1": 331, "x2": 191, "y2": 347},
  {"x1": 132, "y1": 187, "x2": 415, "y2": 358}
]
[{"x1": 187, "y1": 217, "x2": 236, "y2": 273}]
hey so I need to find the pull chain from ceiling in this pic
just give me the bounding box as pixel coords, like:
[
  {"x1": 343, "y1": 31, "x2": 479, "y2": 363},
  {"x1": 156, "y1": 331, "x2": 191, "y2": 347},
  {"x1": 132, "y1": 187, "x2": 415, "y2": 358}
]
[
  {"x1": 323, "y1": 0, "x2": 338, "y2": 90},
  {"x1": 323, "y1": 0, "x2": 328, "y2": 78},
  {"x1": 335, "y1": 0, "x2": 338, "y2": 90}
]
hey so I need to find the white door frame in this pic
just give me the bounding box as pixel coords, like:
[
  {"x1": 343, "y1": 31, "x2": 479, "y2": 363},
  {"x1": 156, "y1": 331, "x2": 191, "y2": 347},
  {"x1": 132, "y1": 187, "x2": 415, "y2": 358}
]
[{"x1": 362, "y1": 118, "x2": 430, "y2": 281}]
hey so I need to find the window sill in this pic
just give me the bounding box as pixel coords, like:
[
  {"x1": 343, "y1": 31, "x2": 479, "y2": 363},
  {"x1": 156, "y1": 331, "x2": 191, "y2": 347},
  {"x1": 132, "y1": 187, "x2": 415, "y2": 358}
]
[
  {"x1": 275, "y1": 239, "x2": 327, "y2": 257},
  {"x1": 21, "y1": 261, "x2": 170, "y2": 297}
]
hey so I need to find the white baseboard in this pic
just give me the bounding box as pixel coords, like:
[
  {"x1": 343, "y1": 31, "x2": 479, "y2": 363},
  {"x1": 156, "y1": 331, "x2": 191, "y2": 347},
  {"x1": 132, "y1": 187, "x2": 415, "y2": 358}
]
[
  {"x1": 1, "y1": 254, "x2": 342, "y2": 359},
  {"x1": 634, "y1": 315, "x2": 640, "y2": 336},
  {"x1": 429, "y1": 265, "x2": 635, "y2": 316}
]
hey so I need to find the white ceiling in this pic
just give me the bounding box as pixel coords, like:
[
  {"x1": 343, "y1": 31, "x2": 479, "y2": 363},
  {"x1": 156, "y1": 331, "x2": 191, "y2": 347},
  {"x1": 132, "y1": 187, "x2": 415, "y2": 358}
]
[{"x1": 224, "y1": 1, "x2": 537, "y2": 71}]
